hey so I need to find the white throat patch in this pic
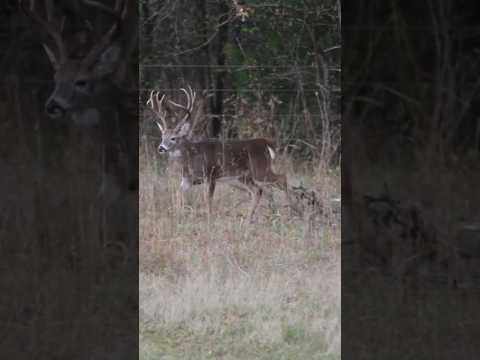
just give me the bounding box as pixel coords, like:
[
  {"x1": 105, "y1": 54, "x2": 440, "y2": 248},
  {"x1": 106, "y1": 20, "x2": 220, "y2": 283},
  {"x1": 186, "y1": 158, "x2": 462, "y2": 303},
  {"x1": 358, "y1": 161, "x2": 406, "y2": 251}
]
[{"x1": 170, "y1": 149, "x2": 182, "y2": 158}]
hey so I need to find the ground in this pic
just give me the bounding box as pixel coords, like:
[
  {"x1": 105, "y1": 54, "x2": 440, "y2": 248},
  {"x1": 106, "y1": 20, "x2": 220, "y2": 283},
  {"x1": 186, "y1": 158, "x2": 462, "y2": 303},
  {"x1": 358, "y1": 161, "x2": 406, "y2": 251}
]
[{"x1": 139, "y1": 150, "x2": 340, "y2": 360}]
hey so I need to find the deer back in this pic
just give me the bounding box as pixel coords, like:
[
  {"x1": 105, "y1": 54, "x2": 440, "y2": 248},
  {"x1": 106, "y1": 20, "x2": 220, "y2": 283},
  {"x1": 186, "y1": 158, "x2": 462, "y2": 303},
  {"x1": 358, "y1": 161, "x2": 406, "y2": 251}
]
[{"x1": 181, "y1": 139, "x2": 275, "y2": 181}]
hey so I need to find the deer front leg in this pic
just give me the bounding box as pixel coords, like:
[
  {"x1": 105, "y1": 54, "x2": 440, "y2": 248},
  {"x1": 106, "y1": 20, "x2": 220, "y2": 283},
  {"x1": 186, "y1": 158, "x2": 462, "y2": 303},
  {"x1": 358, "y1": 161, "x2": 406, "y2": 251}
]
[
  {"x1": 207, "y1": 180, "x2": 216, "y2": 216},
  {"x1": 178, "y1": 176, "x2": 192, "y2": 209}
]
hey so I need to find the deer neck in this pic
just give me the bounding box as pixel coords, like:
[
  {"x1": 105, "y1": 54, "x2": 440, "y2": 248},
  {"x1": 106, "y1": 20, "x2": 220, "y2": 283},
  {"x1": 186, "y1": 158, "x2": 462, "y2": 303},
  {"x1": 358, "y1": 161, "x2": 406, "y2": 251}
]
[
  {"x1": 70, "y1": 108, "x2": 102, "y2": 126},
  {"x1": 169, "y1": 138, "x2": 192, "y2": 159}
]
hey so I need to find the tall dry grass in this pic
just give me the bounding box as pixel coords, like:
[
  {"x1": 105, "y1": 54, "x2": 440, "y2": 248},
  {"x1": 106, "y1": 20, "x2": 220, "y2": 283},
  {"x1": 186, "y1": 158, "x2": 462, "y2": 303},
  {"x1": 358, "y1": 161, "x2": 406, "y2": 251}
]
[{"x1": 139, "y1": 139, "x2": 340, "y2": 359}]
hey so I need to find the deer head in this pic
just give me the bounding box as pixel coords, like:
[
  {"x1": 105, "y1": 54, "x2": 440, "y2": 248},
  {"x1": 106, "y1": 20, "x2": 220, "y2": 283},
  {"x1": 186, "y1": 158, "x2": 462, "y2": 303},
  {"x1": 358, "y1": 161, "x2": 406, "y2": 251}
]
[
  {"x1": 147, "y1": 85, "x2": 196, "y2": 155},
  {"x1": 21, "y1": 0, "x2": 129, "y2": 123}
]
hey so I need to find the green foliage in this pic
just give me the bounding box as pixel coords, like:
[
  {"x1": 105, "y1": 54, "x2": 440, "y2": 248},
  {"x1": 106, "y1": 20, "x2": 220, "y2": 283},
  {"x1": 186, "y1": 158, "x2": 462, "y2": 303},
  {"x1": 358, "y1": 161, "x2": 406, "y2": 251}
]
[
  {"x1": 283, "y1": 322, "x2": 307, "y2": 344},
  {"x1": 224, "y1": 43, "x2": 251, "y2": 92},
  {"x1": 141, "y1": 0, "x2": 340, "y2": 161},
  {"x1": 226, "y1": 1, "x2": 340, "y2": 157}
]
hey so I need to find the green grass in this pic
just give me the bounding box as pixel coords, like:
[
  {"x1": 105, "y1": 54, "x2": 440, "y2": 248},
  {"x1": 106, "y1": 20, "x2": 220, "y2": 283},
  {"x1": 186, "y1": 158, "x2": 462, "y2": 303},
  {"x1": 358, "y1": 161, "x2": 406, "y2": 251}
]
[{"x1": 141, "y1": 316, "x2": 338, "y2": 360}]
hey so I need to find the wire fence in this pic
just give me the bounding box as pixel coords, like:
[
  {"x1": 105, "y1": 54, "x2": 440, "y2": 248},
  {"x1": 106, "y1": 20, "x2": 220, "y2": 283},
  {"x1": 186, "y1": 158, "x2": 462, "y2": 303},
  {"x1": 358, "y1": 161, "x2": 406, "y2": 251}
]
[
  {"x1": 142, "y1": 111, "x2": 329, "y2": 117},
  {"x1": 138, "y1": 88, "x2": 327, "y2": 93},
  {"x1": 6, "y1": 81, "x2": 337, "y2": 94},
  {"x1": 141, "y1": 64, "x2": 339, "y2": 69},
  {"x1": 12, "y1": 77, "x2": 438, "y2": 89}
]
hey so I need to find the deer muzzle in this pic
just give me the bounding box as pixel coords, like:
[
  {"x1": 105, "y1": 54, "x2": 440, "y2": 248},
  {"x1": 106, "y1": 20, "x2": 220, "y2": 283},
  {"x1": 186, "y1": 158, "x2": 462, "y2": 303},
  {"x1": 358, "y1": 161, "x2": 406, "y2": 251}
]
[{"x1": 45, "y1": 99, "x2": 66, "y2": 119}]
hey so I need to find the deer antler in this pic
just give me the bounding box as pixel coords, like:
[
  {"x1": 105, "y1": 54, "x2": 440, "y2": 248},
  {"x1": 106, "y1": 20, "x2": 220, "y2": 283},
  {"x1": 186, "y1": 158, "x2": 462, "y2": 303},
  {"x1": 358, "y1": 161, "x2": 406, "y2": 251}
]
[
  {"x1": 82, "y1": 0, "x2": 128, "y2": 68},
  {"x1": 168, "y1": 85, "x2": 196, "y2": 131},
  {"x1": 20, "y1": 0, "x2": 67, "y2": 64},
  {"x1": 147, "y1": 90, "x2": 168, "y2": 132},
  {"x1": 83, "y1": 0, "x2": 126, "y2": 18}
]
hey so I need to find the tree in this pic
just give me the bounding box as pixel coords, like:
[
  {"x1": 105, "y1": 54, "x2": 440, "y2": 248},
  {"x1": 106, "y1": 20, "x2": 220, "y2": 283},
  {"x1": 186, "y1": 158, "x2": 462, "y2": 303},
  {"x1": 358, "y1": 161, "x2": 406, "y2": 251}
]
[{"x1": 140, "y1": 0, "x2": 341, "y2": 163}]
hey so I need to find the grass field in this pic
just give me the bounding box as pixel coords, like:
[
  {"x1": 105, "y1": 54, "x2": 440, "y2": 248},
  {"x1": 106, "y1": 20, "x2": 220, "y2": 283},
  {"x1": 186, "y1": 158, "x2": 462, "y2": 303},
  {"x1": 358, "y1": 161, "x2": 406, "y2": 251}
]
[{"x1": 139, "y1": 147, "x2": 340, "y2": 359}]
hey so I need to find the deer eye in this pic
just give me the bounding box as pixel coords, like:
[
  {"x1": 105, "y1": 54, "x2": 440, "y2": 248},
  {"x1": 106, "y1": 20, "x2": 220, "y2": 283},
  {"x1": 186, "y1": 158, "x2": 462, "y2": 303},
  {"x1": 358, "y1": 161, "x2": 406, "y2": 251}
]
[
  {"x1": 75, "y1": 79, "x2": 88, "y2": 88},
  {"x1": 171, "y1": 137, "x2": 176, "y2": 141}
]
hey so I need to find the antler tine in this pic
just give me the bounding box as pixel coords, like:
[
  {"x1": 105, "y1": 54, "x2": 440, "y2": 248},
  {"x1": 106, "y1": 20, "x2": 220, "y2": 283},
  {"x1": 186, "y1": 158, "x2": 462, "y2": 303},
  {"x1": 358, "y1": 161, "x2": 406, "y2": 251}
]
[
  {"x1": 185, "y1": 85, "x2": 197, "y2": 136},
  {"x1": 146, "y1": 91, "x2": 161, "y2": 132},
  {"x1": 154, "y1": 119, "x2": 164, "y2": 133},
  {"x1": 146, "y1": 89, "x2": 157, "y2": 111},
  {"x1": 169, "y1": 85, "x2": 197, "y2": 130},
  {"x1": 146, "y1": 90, "x2": 168, "y2": 132},
  {"x1": 183, "y1": 87, "x2": 191, "y2": 110},
  {"x1": 20, "y1": 0, "x2": 67, "y2": 62},
  {"x1": 83, "y1": 0, "x2": 127, "y2": 19},
  {"x1": 82, "y1": 0, "x2": 128, "y2": 67},
  {"x1": 184, "y1": 85, "x2": 196, "y2": 109},
  {"x1": 169, "y1": 88, "x2": 189, "y2": 109},
  {"x1": 155, "y1": 92, "x2": 169, "y2": 131},
  {"x1": 188, "y1": 85, "x2": 197, "y2": 108},
  {"x1": 147, "y1": 90, "x2": 159, "y2": 110}
]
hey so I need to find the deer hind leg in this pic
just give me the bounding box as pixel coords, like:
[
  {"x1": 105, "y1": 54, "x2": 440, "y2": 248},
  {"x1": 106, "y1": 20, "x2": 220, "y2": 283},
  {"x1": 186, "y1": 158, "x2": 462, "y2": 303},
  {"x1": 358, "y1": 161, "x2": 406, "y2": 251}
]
[
  {"x1": 227, "y1": 181, "x2": 252, "y2": 208},
  {"x1": 242, "y1": 177, "x2": 263, "y2": 222},
  {"x1": 263, "y1": 171, "x2": 291, "y2": 206}
]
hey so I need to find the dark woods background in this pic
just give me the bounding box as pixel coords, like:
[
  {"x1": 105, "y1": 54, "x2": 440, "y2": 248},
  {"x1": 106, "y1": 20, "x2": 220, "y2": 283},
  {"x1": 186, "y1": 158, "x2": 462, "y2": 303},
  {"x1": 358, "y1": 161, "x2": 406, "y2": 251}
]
[
  {"x1": 0, "y1": 1, "x2": 138, "y2": 359},
  {"x1": 343, "y1": 0, "x2": 480, "y2": 359},
  {"x1": 140, "y1": 0, "x2": 341, "y2": 166}
]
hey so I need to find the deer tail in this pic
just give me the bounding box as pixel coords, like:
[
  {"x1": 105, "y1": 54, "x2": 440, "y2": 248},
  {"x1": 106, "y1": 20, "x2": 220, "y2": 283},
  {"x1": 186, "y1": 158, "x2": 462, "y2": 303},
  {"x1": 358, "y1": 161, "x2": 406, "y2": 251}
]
[
  {"x1": 264, "y1": 139, "x2": 276, "y2": 160},
  {"x1": 266, "y1": 145, "x2": 276, "y2": 160}
]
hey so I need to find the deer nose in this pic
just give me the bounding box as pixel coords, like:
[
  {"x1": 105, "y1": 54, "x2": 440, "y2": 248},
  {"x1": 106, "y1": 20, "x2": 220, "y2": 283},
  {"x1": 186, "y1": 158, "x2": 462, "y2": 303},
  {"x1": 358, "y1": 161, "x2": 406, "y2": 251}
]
[
  {"x1": 158, "y1": 145, "x2": 167, "y2": 154},
  {"x1": 45, "y1": 99, "x2": 66, "y2": 119}
]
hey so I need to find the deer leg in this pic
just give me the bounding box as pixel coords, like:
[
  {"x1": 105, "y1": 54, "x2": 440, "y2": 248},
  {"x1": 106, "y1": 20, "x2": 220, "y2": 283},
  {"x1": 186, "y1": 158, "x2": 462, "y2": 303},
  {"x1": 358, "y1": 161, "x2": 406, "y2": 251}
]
[
  {"x1": 207, "y1": 180, "x2": 216, "y2": 216},
  {"x1": 227, "y1": 181, "x2": 252, "y2": 208},
  {"x1": 244, "y1": 177, "x2": 263, "y2": 222},
  {"x1": 264, "y1": 172, "x2": 291, "y2": 206},
  {"x1": 179, "y1": 176, "x2": 192, "y2": 209},
  {"x1": 274, "y1": 173, "x2": 289, "y2": 203}
]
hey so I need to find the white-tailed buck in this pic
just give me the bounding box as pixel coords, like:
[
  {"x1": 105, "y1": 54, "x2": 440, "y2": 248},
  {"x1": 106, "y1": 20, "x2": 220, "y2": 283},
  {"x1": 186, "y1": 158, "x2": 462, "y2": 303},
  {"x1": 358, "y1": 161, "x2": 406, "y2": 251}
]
[
  {"x1": 147, "y1": 86, "x2": 290, "y2": 221},
  {"x1": 21, "y1": 0, "x2": 138, "y2": 247},
  {"x1": 21, "y1": 0, "x2": 137, "y2": 192}
]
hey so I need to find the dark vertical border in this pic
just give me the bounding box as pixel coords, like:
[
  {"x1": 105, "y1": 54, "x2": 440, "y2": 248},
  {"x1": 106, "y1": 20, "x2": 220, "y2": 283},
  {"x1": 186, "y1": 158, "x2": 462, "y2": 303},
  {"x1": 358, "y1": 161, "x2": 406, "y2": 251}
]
[
  {"x1": 343, "y1": 0, "x2": 480, "y2": 359},
  {"x1": 0, "y1": 1, "x2": 138, "y2": 358}
]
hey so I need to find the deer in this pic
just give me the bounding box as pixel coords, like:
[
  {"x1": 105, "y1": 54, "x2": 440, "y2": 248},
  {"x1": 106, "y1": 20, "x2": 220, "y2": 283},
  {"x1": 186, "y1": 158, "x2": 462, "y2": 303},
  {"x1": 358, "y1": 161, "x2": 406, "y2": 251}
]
[
  {"x1": 20, "y1": 0, "x2": 137, "y2": 188},
  {"x1": 20, "y1": 0, "x2": 138, "y2": 243},
  {"x1": 147, "y1": 85, "x2": 290, "y2": 222}
]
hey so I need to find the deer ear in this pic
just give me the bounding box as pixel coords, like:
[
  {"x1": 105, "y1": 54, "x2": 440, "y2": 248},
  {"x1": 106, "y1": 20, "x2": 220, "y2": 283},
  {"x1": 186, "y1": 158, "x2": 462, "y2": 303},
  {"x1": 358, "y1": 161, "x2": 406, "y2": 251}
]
[
  {"x1": 92, "y1": 44, "x2": 122, "y2": 77},
  {"x1": 43, "y1": 44, "x2": 59, "y2": 70},
  {"x1": 178, "y1": 122, "x2": 191, "y2": 137}
]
